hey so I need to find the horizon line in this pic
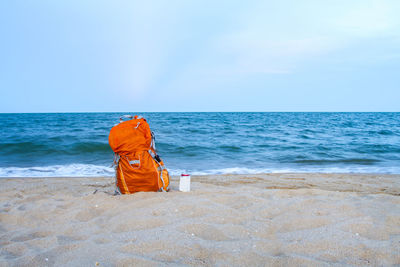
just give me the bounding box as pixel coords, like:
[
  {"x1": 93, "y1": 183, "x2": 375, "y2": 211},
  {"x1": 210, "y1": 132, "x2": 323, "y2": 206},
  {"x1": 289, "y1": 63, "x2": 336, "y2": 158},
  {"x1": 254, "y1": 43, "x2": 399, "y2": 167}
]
[{"x1": 1, "y1": 111, "x2": 399, "y2": 114}]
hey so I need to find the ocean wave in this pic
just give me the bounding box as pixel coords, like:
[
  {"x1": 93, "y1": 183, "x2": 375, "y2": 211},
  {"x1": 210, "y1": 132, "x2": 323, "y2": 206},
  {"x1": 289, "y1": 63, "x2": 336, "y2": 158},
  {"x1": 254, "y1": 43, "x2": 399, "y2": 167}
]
[
  {"x1": 293, "y1": 158, "x2": 381, "y2": 165},
  {"x1": 1, "y1": 164, "x2": 399, "y2": 178},
  {"x1": 0, "y1": 141, "x2": 112, "y2": 156},
  {"x1": 182, "y1": 166, "x2": 400, "y2": 175}
]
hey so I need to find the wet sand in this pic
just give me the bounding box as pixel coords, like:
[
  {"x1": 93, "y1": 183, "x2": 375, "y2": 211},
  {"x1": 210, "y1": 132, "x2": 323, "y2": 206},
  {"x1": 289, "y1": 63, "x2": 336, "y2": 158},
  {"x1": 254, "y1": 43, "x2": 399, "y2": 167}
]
[{"x1": 1, "y1": 173, "x2": 400, "y2": 266}]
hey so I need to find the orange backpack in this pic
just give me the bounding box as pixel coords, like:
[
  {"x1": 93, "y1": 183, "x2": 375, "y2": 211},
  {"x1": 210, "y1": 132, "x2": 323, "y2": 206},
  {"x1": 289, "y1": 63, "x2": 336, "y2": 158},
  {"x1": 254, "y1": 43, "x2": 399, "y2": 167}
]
[{"x1": 108, "y1": 115, "x2": 169, "y2": 194}]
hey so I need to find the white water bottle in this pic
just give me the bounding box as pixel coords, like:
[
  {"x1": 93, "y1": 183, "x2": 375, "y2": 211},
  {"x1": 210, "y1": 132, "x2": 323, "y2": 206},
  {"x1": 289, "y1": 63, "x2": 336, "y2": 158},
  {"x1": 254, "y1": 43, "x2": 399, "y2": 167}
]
[{"x1": 179, "y1": 174, "x2": 191, "y2": 192}]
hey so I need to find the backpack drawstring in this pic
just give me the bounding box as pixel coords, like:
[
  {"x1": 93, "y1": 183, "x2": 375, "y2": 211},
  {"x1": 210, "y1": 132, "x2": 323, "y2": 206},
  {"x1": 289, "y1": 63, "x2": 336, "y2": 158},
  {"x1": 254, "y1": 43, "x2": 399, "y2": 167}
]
[{"x1": 113, "y1": 153, "x2": 121, "y2": 195}]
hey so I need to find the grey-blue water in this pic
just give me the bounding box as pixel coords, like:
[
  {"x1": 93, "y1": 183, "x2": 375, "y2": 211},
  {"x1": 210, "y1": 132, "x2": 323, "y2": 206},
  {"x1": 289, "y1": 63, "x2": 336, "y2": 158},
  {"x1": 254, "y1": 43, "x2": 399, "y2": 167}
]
[{"x1": 0, "y1": 112, "x2": 399, "y2": 177}]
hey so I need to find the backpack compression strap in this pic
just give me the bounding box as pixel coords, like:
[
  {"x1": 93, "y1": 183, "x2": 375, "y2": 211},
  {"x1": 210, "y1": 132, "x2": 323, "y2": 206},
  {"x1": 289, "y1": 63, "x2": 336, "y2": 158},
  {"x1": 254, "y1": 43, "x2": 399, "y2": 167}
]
[{"x1": 148, "y1": 150, "x2": 167, "y2": 192}]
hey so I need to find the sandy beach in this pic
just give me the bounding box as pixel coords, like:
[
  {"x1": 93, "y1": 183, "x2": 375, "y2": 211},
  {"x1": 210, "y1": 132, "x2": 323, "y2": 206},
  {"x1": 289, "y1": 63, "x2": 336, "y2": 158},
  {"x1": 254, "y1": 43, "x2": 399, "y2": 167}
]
[{"x1": 1, "y1": 173, "x2": 399, "y2": 266}]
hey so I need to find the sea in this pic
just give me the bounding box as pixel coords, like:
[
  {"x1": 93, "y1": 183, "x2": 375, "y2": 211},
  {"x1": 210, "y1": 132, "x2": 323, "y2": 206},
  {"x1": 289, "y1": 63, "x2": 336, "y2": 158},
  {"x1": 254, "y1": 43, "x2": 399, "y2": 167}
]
[{"x1": 0, "y1": 112, "x2": 399, "y2": 177}]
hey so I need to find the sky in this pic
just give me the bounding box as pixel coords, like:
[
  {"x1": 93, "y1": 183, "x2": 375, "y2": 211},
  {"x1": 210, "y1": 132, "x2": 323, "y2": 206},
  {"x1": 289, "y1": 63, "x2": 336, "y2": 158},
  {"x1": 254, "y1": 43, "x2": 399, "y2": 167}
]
[{"x1": 0, "y1": 0, "x2": 399, "y2": 112}]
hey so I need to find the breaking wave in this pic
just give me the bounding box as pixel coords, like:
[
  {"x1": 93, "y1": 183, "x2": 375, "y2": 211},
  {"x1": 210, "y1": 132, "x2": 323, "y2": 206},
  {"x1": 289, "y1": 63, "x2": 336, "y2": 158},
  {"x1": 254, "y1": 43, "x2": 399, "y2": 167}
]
[{"x1": 1, "y1": 164, "x2": 399, "y2": 178}]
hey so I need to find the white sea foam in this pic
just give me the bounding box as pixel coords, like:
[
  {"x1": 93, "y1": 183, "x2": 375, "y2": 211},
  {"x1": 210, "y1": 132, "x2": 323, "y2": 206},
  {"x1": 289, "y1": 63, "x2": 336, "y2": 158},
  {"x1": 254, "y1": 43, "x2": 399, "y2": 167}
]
[
  {"x1": 0, "y1": 164, "x2": 399, "y2": 178},
  {"x1": 0, "y1": 164, "x2": 115, "y2": 177},
  {"x1": 178, "y1": 166, "x2": 400, "y2": 175}
]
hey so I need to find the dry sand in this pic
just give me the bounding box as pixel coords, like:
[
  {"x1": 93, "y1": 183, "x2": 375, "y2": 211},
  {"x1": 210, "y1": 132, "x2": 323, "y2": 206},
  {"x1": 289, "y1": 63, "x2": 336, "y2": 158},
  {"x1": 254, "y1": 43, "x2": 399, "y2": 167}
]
[{"x1": 1, "y1": 173, "x2": 400, "y2": 266}]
